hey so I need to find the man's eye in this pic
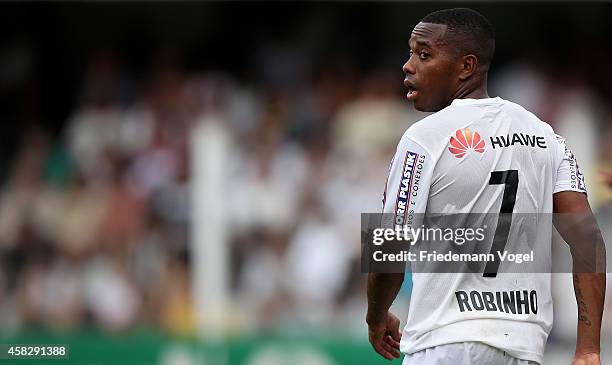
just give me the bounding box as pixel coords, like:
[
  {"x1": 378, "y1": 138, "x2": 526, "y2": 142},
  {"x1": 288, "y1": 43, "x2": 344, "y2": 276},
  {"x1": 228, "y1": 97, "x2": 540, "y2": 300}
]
[{"x1": 419, "y1": 51, "x2": 430, "y2": 60}]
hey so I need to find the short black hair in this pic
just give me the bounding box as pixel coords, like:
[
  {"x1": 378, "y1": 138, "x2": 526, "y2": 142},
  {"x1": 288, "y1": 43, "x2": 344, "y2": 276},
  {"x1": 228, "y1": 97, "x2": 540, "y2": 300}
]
[{"x1": 421, "y1": 8, "x2": 495, "y2": 71}]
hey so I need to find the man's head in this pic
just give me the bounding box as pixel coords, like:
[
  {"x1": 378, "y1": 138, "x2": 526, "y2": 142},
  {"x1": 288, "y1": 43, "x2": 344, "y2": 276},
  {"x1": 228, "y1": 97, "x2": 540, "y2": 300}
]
[{"x1": 403, "y1": 8, "x2": 495, "y2": 112}]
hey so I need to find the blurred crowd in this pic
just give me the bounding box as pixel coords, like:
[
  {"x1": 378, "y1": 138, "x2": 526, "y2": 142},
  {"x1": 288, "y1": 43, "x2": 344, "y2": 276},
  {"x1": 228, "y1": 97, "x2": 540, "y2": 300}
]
[{"x1": 0, "y1": 43, "x2": 611, "y2": 342}]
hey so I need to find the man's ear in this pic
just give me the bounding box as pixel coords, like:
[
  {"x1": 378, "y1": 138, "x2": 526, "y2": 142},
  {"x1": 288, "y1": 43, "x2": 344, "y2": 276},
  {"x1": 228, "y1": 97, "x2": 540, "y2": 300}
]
[{"x1": 458, "y1": 54, "x2": 478, "y2": 81}]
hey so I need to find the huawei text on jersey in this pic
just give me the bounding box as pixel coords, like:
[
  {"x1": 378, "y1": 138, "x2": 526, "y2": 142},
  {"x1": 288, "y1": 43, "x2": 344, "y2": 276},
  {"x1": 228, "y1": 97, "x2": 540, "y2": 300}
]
[{"x1": 490, "y1": 133, "x2": 547, "y2": 149}]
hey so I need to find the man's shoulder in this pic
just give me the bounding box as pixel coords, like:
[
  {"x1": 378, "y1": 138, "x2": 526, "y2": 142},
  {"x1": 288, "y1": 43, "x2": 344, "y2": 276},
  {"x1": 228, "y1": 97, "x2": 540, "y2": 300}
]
[
  {"x1": 400, "y1": 102, "x2": 478, "y2": 149},
  {"x1": 493, "y1": 97, "x2": 557, "y2": 131}
]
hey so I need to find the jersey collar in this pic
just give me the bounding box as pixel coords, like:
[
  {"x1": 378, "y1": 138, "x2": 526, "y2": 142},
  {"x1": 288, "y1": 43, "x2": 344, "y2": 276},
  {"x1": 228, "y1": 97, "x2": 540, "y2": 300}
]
[{"x1": 451, "y1": 96, "x2": 503, "y2": 105}]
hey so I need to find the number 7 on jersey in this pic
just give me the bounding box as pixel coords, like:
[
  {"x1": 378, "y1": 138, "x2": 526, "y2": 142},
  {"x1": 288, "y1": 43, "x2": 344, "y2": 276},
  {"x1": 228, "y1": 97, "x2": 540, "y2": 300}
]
[{"x1": 483, "y1": 170, "x2": 519, "y2": 277}]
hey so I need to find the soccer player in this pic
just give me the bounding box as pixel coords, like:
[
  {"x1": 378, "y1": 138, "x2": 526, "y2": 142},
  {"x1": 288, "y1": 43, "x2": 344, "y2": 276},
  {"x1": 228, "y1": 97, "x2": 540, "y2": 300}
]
[{"x1": 366, "y1": 8, "x2": 606, "y2": 365}]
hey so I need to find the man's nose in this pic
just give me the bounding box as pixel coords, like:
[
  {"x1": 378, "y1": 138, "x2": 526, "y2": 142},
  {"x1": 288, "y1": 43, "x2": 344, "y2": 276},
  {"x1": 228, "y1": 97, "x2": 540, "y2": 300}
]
[{"x1": 402, "y1": 58, "x2": 415, "y2": 75}]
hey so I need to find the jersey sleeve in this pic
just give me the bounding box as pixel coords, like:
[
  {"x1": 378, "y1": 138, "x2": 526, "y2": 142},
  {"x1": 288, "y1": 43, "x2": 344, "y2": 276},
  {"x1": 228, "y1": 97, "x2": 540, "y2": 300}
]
[
  {"x1": 553, "y1": 135, "x2": 587, "y2": 195},
  {"x1": 382, "y1": 136, "x2": 435, "y2": 230}
]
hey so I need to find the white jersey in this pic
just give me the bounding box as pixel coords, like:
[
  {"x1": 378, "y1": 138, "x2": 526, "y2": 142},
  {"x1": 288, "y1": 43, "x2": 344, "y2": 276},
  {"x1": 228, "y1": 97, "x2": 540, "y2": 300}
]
[{"x1": 382, "y1": 97, "x2": 587, "y2": 364}]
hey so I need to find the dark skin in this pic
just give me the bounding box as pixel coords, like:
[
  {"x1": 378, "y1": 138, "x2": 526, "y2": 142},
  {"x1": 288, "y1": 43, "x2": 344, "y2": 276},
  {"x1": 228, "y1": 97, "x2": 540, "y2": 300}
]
[
  {"x1": 553, "y1": 192, "x2": 605, "y2": 365},
  {"x1": 367, "y1": 21, "x2": 605, "y2": 364},
  {"x1": 402, "y1": 22, "x2": 488, "y2": 112}
]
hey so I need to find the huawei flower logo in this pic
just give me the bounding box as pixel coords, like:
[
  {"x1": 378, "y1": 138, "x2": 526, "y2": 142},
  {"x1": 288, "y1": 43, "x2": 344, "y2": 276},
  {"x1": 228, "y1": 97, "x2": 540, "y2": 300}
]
[{"x1": 448, "y1": 128, "x2": 486, "y2": 158}]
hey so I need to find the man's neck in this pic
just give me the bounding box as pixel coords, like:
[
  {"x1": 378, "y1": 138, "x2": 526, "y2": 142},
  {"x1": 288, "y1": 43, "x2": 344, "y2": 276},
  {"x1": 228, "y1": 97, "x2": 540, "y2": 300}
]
[
  {"x1": 457, "y1": 87, "x2": 489, "y2": 100},
  {"x1": 451, "y1": 74, "x2": 489, "y2": 100}
]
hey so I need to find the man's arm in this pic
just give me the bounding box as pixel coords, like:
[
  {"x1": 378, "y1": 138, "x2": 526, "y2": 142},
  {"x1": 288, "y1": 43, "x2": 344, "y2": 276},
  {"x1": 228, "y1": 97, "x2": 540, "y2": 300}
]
[
  {"x1": 368, "y1": 136, "x2": 433, "y2": 360},
  {"x1": 366, "y1": 273, "x2": 404, "y2": 360},
  {"x1": 366, "y1": 273, "x2": 404, "y2": 324},
  {"x1": 553, "y1": 191, "x2": 606, "y2": 364}
]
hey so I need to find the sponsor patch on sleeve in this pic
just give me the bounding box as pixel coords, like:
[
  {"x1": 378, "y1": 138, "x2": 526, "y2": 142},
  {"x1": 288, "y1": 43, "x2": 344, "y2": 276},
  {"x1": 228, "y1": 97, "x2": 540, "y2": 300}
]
[
  {"x1": 394, "y1": 151, "x2": 419, "y2": 226},
  {"x1": 565, "y1": 146, "x2": 587, "y2": 193}
]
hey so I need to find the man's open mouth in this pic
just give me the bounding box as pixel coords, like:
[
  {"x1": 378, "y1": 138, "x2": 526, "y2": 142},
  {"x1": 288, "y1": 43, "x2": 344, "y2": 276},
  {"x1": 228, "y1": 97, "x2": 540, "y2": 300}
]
[
  {"x1": 404, "y1": 79, "x2": 419, "y2": 101},
  {"x1": 406, "y1": 85, "x2": 419, "y2": 101}
]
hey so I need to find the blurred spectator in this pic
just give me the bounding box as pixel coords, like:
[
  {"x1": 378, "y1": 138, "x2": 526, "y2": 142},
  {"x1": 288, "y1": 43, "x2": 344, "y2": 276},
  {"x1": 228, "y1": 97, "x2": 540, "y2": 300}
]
[{"x1": 83, "y1": 255, "x2": 140, "y2": 331}]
